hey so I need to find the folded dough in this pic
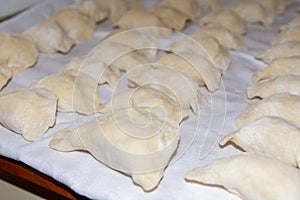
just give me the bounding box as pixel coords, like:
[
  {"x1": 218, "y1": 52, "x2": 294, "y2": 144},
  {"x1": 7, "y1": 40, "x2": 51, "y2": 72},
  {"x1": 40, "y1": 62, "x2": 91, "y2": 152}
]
[
  {"x1": 151, "y1": 4, "x2": 189, "y2": 31},
  {"x1": 256, "y1": 42, "x2": 300, "y2": 63},
  {"x1": 0, "y1": 88, "x2": 57, "y2": 141},
  {"x1": 156, "y1": 53, "x2": 222, "y2": 92},
  {"x1": 22, "y1": 20, "x2": 75, "y2": 53},
  {"x1": 31, "y1": 69, "x2": 100, "y2": 115},
  {"x1": 50, "y1": 108, "x2": 180, "y2": 191},
  {"x1": 63, "y1": 56, "x2": 120, "y2": 87},
  {"x1": 252, "y1": 56, "x2": 300, "y2": 82},
  {"x1": 0, "y1": 33, "x2": 38, "y2": 74},
  {"x1": 247, "y1": 74, "x2": 300, "y2": 99},
  {"x1": 220, "y1": 116, "x2": 300, "y2": 167},
  {"x1": 230, "y1": 0, "x2": 275, "y2": 27},
  {"x1": 280, "y1": 18, "x2": 300, "y2": 32},
  {"x1": 166, "y1": 31, "x2": 231, "y2": 72},
  {"x1": 271, "y1": 25, "x2": 300, "y2": 45},
  {"x1": 74, "y1": 0, "x2": 108, "y2": 23},
  {"x1": 235, "y1": 93, "x2": 300, "y2": 128},
  {"x1": 196, "y1": 26, "x2": 248, "y2": 51},
  {"x1": 200, "y1": 9, "x2": 247, "y2": 35},
  {"x1": 100, "y1": 86, "x2": 188, "y2": 124},
  {"x1": 52, "y1": 8, "x2": 95, "y2": 43},
  {"x1": 186, "y1": 154, "x2": 300, "y2": 200},
  {"x1": 127, "y1": 63, "x2": 208, "y2": 114},
  {"x1": 0, "y1": 65, "x2": 12, "y2": 91}
]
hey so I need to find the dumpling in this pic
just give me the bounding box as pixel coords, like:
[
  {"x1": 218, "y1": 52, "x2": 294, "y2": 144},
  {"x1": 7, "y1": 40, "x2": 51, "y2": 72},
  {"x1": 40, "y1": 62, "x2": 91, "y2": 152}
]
[
  {"x1": 280, "y1": 18, "x2": 300, "y2": 32},
  {"x1": 235, "y1": 93, "x2": 300, "y2": 128},
  {"x1": 115, "y1": 10, "x2": 168, "y2": 30},
  {"x1": 186, "y1": 154, "x2": 300, "y2": 200},
  {"x1": 127, "y1": 63, "x2": 208, "y2": 114},
  {"x1": 166, "y1": 31, "x2": 231, "y2": 72},
  {"x1": 151, "y1": 4, "x2": 189, "y2": 31},
  {"x1": 162, "y1": 0, "x2": 202, "y2": 21},
  {"x1": 252, "y1": 56, "x2": 300, "y2": 82},
  {"x1": 0, "y1": 65, "x2": 12, "y2": 91},
  {"x1": 74, "y1": 0, "x2": 109, "y2": 23},
  {"x1": 0, "y1": 88, "x2": 57, "y2": 141},
  {"x1": 31, "y1": 70, "x2": 100, "y2": 115},
  {"x1": 200, "y1": 9, "x2": 247, "y2": 35},
  {"x1": 100, "y1": 86, "x2": 188, "y2": 123},
  {"x1": 196, "y1": 26, "x2": 248, "y2": 51},
  {"x1": 0, "y1": 33, "x2": 38, "y2": 74},
  {"x1": 52, "y1": 8, "x2": 95, "y2": 43},
  {"x1": 220, "y1": 116, "x2": 300, "y2": 167},
  {"x1": 50, "y1": 108, "x2": 180, "y2": 191},
  {"x1": 230, "y1": 0, "x2": 275, "y2": 27},
  {"x1": 128, "y1": 0, "x2": 144, "y2": 10},
  {"x1": 156, "y1": 53, "x2": 222, "y2": 92},
  {"x1": 271, "y1": 25, "x2": 300, "y2": 45},
  {"x1": 63, "y1": 56, "x2": 120, "y2": 87},
  {"x1": 251, "y1": 0, "x2": 282, "y2": 14},
  {"x1": 247, "y1": 75, "x2": 300, "y2": 99},
  {"x1": 22, "y1": 20, "x2": 75, "y2": 53},
  {"x1": 256, "y1": 42, "x2": 300, "y2": 63}
]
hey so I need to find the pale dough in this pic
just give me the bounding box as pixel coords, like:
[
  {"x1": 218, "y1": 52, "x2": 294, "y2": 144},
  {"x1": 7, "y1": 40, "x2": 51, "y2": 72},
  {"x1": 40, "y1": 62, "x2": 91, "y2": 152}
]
[{"x1": 0, "y1": 65, "x2": 12, "y2": 91}]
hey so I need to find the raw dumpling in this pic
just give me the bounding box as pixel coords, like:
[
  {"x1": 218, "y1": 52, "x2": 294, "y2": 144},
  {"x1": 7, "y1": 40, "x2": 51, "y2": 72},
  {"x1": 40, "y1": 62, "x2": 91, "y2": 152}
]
[
  {"x1": 156, "y1": 53, "x2": 222, "y2": 92},
  {"x1": 200, "y1": 9, "x2": 247, "y2": 35},
  {"x1": 280, "y1": 18, "x2": 300, "y2": 32},
  {"x1": 0, "y1": 65, "x2": 12, "y2": 91},
  {"x1": 115, "y1": 10, "x2": 167, "y2": 30},
  {"x1": 22, "y1": 20, "x2": 75, "y2": 53},
  {"x1": 127, "y1": 63, "x2": 208, "y2": 114},
  {"x1": 247, "y1": 75, "x2": 300, "y2": 99},
  {"x1": 100, "y1": 86, "x2": 188, "y2": 124},
  {"x1": 230, "y1": 0, "x2": 275, "y2": 27},
  {"x1": 256, "y1": 42, "x2": 300, "y2": 63},
  {"x1": 252, "y1": 0, "x2": 282, "y2": 14},
  {"x1": 52, "y1": 8, "x2": 95, "y2": 43},
  {"x1": 196, "y1": 26, "x2": 248, "y2": 51},
  {"x1": 50, "y1": 108, "x2": 180, "y2": 191},
  {"x1": 0, "y1": 33, "x2": 38, "y2": 74},
  {"x1": 186, "y1": 154, "x2": 300, "y2": 200},
  {"x1": 74, "y1": 0, "x2": 108, "y2": 23},
  {"x1": 63, "y1": 56, "x2": 120, "y2": 87},
  {"x1": 162, "y1": 0, "x2": 202, "y2": 21},
  {"x1": 252, "y1": 56, "x2": 300, "y2": 82},
  {"x1": 0, "y1": 88, "x2": 57, "y2": 141},
  {"x1": 166, "y1": 31, "x2": 231, "y2": 72},
  {"x1": 235, "y1": 93, "x2": 300, "y2": 128},
  {"x1": 271, "y1": 25, "x2": 300, "y2": 45},
  {"x1": 31, "y1": 70, "x2": 100, "y2": 115},
  {"x1": 151, "y1": 4, "x2": 189, "y2": 31},
  {"x1": 220, "y1": 116, "x2": 300, "y2": 167}
]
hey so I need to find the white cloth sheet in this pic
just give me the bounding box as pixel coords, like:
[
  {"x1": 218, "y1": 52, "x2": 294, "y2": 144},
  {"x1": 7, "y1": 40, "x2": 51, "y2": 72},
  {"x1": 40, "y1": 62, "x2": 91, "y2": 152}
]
[{"x1": 0, "y1": 0, "x2": 299, "y2": 199}]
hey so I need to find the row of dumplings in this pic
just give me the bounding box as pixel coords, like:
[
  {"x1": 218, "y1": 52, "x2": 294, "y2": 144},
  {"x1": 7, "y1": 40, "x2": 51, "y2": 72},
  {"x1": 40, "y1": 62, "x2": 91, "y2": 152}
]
[{"x1": 185, "y1": 15, "x2": 300, "y2": 200}]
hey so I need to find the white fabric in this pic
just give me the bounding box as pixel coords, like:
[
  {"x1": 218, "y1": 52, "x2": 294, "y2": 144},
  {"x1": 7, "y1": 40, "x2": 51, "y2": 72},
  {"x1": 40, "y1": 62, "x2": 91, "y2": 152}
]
[{"x1": 0, "y1": 0, "x2": 299, "y2": 199}]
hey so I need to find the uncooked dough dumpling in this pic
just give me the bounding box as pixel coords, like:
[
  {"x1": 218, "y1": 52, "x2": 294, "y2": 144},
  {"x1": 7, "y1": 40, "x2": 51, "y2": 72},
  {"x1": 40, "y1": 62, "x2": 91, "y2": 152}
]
[
  {"x1": 235, "y1": 93, "x2": 300, "y2": 128},
  {"x1": 127, "y1": 63, "x2": 208, "y2": 114},
  {"x1": 252, "y1": 56, "x2": 300, "y2": 82},
  {"x1": 166, "y1": 31, "x2": 231, "y2": 72},
  {"x1": 156, "y1": 53, "x2": 222, "y2": 92},
  {"x1": 186, "y1": 154, "x2": 300, "y2": 200},
  {"x1": 247, "y1": 75, "x2": 300, "y2": 99},
  {"x1": 151, "y1": 4, "x2": 189, "y2": 31},
  {"x1": 196, "y1": 26, "x2": 248, "y2": 51},
  {"x1": 256, "y1": 42, "x2": 300, "y2": 63},
  {"x1": 0, "y1": 33, "x2": 38, "y2": 74},
  {"x1": 252, "y1": 0, "x2": 283, "y2": 15},
  {"x1": 22, "y1": 20, "x2": 75, "y2": 53},
  {"x1": 52, "y1": 8, "x2": 96, "y2": 43},
  {"x1": 271, "y1": 25, "x2": 300, "y2": 45},
  {"x1": 50, "y1": 108, "x2": 180, "y2": 191},
  {"x1": 0, "y1": 65, "x2": 12, "y2": 91},
  {"x1": 220, "y1": 116, "x2": 300, "y2": 167},
  {"x1": 230, "y1": 0, "x2": 275, "y2": 27},
  {"x1": 74, "y1": 0, "x2": 108, "y2": 23},
  {"x1": 280, "y1": 18, "x2": 300, "y2": 32},
  {"x1": 0, "y1": 88, "x2": 57, "y2": 141},
  {"x1": 100, "y1": 86, "x2": 188, "y2": 124},
  {"x1": 31, "y1": 69, "x2": 100, "y2": 115},
  {"x1": 200, "y1": 9, "x2": 247, "y2": 35}
]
